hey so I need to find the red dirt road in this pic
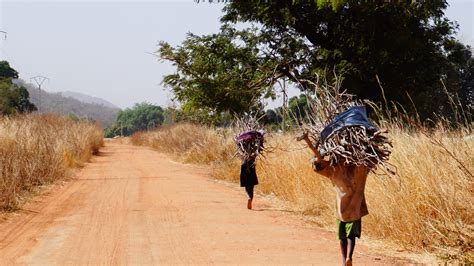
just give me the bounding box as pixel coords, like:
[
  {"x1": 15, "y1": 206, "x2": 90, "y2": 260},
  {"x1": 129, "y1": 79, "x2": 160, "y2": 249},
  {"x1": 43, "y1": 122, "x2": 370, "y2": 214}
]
[{"x1": 0, "y1": 143, "x2": 409, "y2": 264}]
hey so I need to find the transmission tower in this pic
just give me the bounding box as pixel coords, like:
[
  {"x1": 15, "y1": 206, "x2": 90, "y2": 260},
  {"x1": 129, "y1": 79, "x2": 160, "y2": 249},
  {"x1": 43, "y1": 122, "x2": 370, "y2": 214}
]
[{"x1": 30, "y1": 75, "x2": 49, "y2": 112}]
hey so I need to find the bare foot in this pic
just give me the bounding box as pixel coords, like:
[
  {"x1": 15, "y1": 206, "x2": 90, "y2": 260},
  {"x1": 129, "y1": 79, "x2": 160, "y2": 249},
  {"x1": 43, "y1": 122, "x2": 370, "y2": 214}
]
[
  {"x1": 346, "y1": 258, "x2": 352, "y2": 266},
  {"x1": 247, "y1": 199, "x2": 252, "y2": 210}
]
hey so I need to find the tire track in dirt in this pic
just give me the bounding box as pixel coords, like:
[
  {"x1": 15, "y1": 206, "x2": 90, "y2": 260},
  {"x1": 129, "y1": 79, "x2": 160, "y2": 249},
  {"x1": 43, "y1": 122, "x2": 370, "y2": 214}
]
[{"x1": 0, "y1": 143, "x2": 411, "y2": 264}]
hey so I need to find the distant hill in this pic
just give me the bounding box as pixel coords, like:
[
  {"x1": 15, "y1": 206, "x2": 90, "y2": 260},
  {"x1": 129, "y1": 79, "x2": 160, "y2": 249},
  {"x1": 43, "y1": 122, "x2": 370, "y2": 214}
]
[
  {"x1": 60, "y1": 91, "x2": 119, "y2": 109},
  {"x1": 15, "y1": 80, "x2": 120, "y2": 128}
]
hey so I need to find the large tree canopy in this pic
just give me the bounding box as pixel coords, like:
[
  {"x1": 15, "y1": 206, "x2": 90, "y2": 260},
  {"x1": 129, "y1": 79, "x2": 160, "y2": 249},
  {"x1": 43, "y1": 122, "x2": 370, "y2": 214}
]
[
  {"x1": 162, "y1": 1, "x2": 472, "y2": 122},
  {"x1": 222, "y1": 0, "x2": 472, "y2": 119}
]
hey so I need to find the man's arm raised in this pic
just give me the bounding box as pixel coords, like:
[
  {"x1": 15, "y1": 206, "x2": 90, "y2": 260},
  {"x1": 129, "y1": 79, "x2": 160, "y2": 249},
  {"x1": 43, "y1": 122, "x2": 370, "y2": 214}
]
[{"x1": 297, "y1": 131, "x2": 333, "y2": 178}]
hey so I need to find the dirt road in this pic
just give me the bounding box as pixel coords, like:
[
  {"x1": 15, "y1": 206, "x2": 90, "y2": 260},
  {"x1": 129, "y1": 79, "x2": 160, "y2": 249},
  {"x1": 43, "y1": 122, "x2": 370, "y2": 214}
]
[{"x1": 0, "y1": 143, "x2": 409, "y2": 264}]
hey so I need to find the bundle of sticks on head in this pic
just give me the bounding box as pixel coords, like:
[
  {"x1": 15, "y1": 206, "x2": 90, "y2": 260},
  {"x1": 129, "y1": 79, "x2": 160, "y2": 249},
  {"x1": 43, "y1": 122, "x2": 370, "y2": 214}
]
[
  {"x1": 297, "y1": 79, "x2": 395, "y2": 174},
  {"x1": 234, "y1": 116, "x2": 266, "y2": 161}
]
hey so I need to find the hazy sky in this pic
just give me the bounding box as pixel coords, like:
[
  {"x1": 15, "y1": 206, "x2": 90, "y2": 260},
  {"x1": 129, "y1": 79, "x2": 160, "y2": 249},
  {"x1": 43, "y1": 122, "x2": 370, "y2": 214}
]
[{"x1": 1, "y1": 1, "x2": 473, "y2": 109}]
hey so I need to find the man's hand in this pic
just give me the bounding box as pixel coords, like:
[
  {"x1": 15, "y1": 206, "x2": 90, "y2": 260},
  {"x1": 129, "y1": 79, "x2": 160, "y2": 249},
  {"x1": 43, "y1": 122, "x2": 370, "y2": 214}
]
[
  {"x1": 297, "y1": 131, "x2": 321, "y2": 158},
  {"x1": 311, "y1": 156, "x2": 324, "y2": 171},
  {"x1": 311, "y1": 153, "x2": 335, "y2": 178}
]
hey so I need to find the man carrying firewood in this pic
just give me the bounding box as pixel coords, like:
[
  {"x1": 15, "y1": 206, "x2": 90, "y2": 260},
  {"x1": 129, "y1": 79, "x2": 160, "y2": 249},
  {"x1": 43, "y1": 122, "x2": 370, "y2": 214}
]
[
  {"x1": 298, "y1": 105, "x2": 392, "y2": 266},
  {"x1": 314, "y1": 141, "x2": 368, "y2": 266}
]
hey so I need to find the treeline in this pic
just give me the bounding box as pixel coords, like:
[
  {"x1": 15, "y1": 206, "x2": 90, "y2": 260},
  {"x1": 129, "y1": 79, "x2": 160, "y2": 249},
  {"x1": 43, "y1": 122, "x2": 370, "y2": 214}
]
[
  {"x1": 157, "y1": 1, "x2": 473, "y2": 126},
  {"x1": 105, "y1": 103, "x2": 165, "y2": 137},
  {"x1": 103, "y1": 97, "x2": 310, "y2": 137}
]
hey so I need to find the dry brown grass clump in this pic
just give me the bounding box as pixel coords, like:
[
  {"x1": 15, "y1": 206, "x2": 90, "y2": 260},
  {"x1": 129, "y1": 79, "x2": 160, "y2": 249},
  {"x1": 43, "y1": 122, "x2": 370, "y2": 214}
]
[
  {"x1": 131, "y1": 123, "x2": 235, "y2": 165},
  {"x1": 0, "y1": 114, "x2": 103, "y2": 210},
  {"x1": 133, "y1": 123, "x2": 473, "y2": 262}
]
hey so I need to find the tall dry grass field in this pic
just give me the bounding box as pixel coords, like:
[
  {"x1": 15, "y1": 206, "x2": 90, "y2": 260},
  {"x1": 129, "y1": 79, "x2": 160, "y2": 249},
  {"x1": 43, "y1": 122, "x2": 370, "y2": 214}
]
[
  {"x1": 132, "y1": 123, "x2": 473, "y2": 262},
  {"x1": 131, "y1": 124, "x2": 235, "y2": 165},
  {"x1": 0, "y1": 114, "x2": 103, "y2": 211}
]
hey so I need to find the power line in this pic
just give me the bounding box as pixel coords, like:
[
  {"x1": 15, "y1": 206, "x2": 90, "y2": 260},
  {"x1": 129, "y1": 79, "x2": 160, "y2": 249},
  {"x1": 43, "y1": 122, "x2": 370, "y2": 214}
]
[{"x1": 30, "y1": 75, "x2": 50, "y2": 112}]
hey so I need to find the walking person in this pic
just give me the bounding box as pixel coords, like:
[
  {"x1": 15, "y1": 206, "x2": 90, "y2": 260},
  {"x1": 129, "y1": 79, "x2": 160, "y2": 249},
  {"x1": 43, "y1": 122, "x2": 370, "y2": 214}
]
[
  {"x1": 235, "y1": 129, "x2": 264, "y2": 210},
  {"x1": 240, "y1": 156, "x2": 258, "y2": 210},
  {"x1": 310, "y1": 149, "x2": 369, "y2": 266},
  {"x1": 298, "y1": 102, "x2": 392, "y2": 266}
]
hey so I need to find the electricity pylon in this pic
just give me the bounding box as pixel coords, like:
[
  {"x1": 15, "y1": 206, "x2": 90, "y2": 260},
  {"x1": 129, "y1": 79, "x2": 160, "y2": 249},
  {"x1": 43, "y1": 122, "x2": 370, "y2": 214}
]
[{"x1": 30, "y1": 75, "x2": 50, "y2": 112}]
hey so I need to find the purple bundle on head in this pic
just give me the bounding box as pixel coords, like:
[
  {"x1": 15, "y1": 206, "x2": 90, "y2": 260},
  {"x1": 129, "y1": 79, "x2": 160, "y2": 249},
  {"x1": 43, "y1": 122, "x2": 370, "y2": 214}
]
[
  {"x1": 236, "y1": 130, "x2": 264, "y2": 142},
  {"x1": 235, "y1": 130, "x2": 265, "y2": 161}
]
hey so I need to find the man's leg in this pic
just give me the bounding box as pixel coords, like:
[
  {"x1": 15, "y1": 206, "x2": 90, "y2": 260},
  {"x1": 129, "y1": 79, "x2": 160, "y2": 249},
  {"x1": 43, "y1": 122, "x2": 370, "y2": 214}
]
[
  {"x1": 339, "y1": 239, "x2": 348, "y2": 266},
  {"x1": 346, "y1": 219, "x2": 361, "y2": 266},
  {"x1": 245, "y1": 185, "x2": 254, "y2": 209},
  {"x1": 337, "y1": 219, "x2": 348, "y2": 265},
  {"x1": 346, "y1": 236, "x2": 356, "y2": 265}
]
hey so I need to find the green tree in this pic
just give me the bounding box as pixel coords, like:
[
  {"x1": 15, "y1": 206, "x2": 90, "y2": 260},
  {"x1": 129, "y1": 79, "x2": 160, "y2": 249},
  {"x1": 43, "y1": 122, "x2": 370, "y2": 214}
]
[
  {"x1": 288, "y1": 94, "x2": 308, "y2": 121},
  {"x1": 0, "y1": 83, "x2": 36, "y2": 115},
  {"x1": 0, "y1": 61, "x2": 18, "y2": 80},
  {"x1": 105, "y1": 103, "x2": 164, "y2": 137},
  {"x1": 158, "y1": 26, "x2": 284, "y2": 117},
  {"x1": 221, "y1": 1, "x2": 472, "y2": 120},
  {"x1": 443, "y1": 39, "x2": 474, "y2": 121},
  {"x1": 0, "y1": 61, "x2": 36, "y2": 115},
  {"x1": 263, "y1": 109, "x2": 282, "y2": 126},
  {"x1": 263, "y1": 94, "x2": 308, "y2": 127}
]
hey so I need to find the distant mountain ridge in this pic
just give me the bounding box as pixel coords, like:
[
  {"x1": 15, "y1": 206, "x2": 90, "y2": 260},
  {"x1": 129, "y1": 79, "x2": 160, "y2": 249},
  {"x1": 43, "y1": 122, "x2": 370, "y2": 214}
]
[
  {"x1": 60, "y1": 91, "x2": 119, "y2": 109},
  {"x1": 14, "y1": 79, "x2": 120, "y2": 128}
]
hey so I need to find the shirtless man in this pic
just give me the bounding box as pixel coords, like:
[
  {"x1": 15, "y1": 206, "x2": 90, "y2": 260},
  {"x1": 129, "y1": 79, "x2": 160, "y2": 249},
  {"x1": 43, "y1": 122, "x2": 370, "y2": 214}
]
[{"x1": 301, "y1": 134, "x2": 370, "y2": 266}]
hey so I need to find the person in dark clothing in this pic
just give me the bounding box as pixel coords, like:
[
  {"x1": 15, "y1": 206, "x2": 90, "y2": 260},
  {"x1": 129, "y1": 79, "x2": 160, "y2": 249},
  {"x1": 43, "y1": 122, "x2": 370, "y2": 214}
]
[{"x1": 240, "y1": 157, "x2": 258, "y2": 210}]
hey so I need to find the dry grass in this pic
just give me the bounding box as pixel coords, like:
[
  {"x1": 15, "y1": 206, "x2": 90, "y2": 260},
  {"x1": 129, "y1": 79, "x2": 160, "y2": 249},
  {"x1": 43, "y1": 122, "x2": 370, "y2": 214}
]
[
  {"x1": 0, "y1": 114, "x2": 103, "y2": 211},
  {"x1": 131, "y1": 124, "x2": 235, "y2": 165},
  {"x1": 132, "y1": 123, "x2": 473, "y2": 263}
]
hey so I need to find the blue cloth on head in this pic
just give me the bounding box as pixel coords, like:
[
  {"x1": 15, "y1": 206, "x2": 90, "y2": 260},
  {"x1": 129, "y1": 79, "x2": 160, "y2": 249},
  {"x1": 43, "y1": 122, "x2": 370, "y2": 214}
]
[{"x1": 320, "y1": 106, "x2": 377, "y2": 142}]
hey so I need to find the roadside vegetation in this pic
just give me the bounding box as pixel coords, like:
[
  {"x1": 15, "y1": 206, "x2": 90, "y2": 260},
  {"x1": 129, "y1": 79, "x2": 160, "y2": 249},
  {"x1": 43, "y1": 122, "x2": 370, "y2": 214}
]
[
  {"x1": 105, "y1": 102, "x2": 164, "y2": 137},
  {"x1": 0, "y1": 114, "x2": 103, "y2": 211},
  {"x1": 131, "y1": 122, "x2": 473, "y2": 263},
  {"x1": 133, "y1": 1, "x2": 473, "y2": 262},
  {"x1": 1, "y1": 60, "x2": 104, "y2": 211},
  {"x1": 0, "y1": 61, "x2": 36, "y2": 115}
]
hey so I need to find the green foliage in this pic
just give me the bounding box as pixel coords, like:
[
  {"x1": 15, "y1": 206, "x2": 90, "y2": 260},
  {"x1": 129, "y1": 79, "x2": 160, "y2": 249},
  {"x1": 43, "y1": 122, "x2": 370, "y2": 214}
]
[
  {"x1": 163, "y1": 1, "x2": 474, "y2": 123},
  {"x1": 263, "y1": 94, "x2": 308, "y2": 127},
  {"x1": 105, "y1": 103, "x2": 164, "y2": 137},
  {"x1": 0, "y1": 61, "x2": 36, "y2": 115},
  {"x1": 0, "y1": 82, "x2": 37, "y2": 115},
  {"x1": 158, "y1": 26, "x2": 281, "y2": 117},
  {"x1": 263, "y1": 109, "x2": 282, "y2": 126},
  {"x1": 0, "y1": 61, "x2": 18, "y2": 80},
  {"x1": 443, "y1": 39, "x2": 474, "y2": 122},
  {"x1": 220, "y1": 1, "x2": 472, "y2": 121},
  {"x1": 288, "y1": 94, "x2": 308, "y2": 121}
]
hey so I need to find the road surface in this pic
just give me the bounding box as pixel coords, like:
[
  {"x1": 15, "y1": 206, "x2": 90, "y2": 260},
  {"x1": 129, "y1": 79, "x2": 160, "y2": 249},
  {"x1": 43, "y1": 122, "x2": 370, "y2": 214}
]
[{"x1": 0, "y1": 143, "x2": 410, "y2": 264}]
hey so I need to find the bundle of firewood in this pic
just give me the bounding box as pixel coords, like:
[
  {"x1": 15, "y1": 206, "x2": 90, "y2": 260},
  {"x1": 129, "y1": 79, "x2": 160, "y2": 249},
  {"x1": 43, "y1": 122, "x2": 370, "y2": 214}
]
[
  {"x1": 234, "y1": 116, "x2": 266, "y2": 161},
  {"x1": 318, "y1": 124, "x2": 393, "y2": 171},
  {"x1": 235, "y1": 130, "x2": 265, "y2": 161},
  {"x1": 297, "y1": 78, "x2": 395, "y2": 174}
]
